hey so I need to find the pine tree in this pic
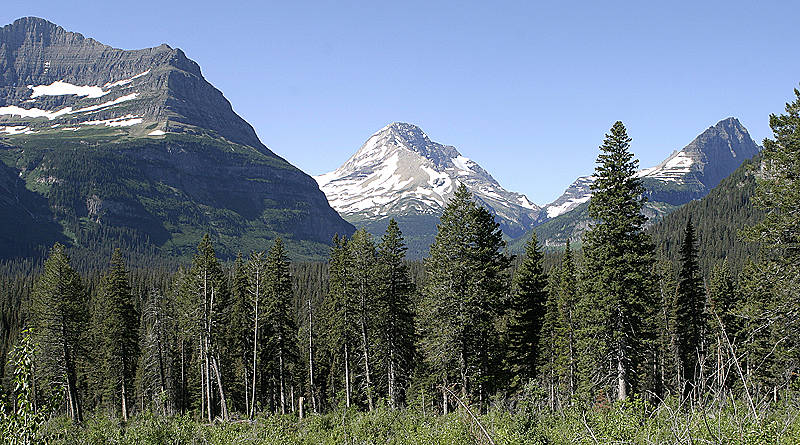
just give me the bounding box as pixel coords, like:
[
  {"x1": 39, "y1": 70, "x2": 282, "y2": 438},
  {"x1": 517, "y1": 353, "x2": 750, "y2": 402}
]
[
  {"x1": 555, "y1": 241, "x2": 579, "y2": 404},
  {"x1": 539, "y1": 271, "x2": 561, "y2": 409},
  {"x1": 673, "y1": 219, "x2": 706, "y2": 398},
  {"x1": 653, "y1": 256, "x2": 678, "y2": 398},
  {"x1": 420, "y1": 184, "x2": 511, "y2": 411},
  {"x1": 137, "y1": 286, "x2": 177, "y2": 415},
  {"x1": 745, "y1": 86, "x2": 800, "y2": 399},
  {"x1": 264, "y1": 238, "x2": 298, "y2": 415},
  {"x1": 30, "y1": 243, "x2": 86, "y2": 422},
  {"x1": 348, "y1": 229, "x2": 378, "y2": 410},
  {"x1": 736, "y1": 261, "x2": 779, "y2": 400},
  {"x1": 96, "y1": 249, "x2": 139, "y2": 420},
  {"x1": 181, "y1": 234, "x2": 230, "y2": 421},
  {"x1": 707, "y1": 260, "x2": 737, "y2": 395},
  {"x1": 582, "y1": 121, "x2": 656, "y2": 401},
  {"x1": 229, "y1": 253, "x2": 251, "y2": 415},
  {"x1": 325, "y1": 235, "x2": 357, "y2": 408},
  {"x1": 375, "y1": 219, "x2": 415, "y2": 409},
  {"x1": 244, "y1": 251, "x2": 265, "y2": 417},
  {"x1": 507, "y1": 233, "x2": 548, "y2": 387}
]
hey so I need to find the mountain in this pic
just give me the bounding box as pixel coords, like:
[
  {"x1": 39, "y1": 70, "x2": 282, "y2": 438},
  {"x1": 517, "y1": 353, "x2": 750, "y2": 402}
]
[
  {"x1": 0, "y1": 17, "x2": 353, "y2": 261},
  {"x1": 543, "y1": 117, "x2": 759, "y2": 219},
  {"x1": 315, "y1": 122, "x2": 542, "y2": 255},
  {"x1": 524, "y1": 117, "x2": 761, "y2": 248}
]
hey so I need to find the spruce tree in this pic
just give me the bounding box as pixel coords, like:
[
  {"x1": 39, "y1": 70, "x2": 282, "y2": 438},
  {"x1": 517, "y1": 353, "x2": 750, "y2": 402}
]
[
  {"x1": 556, "y1": 241, "x2": 579, "y2": 403},
  {"x1": 137, "y1": 286, "x2": 177, "y2": 415},
  {"x1": 348, "y1": 229, "x2": 378, "y2": 410},
  {"x1": 539, "y1": 271, "x2": 561, "y2": 409},
  {"x1": 375, "y1": 219, "x2": 415, "y2": 409},
  {"x1": 324, "y1": 235, "x2": 357, "y2": 408},
  {"x1": 96, "y1": 248, "x2": 139, "y2": 420},
  {"x1": 673, "y1": 219, "x2": 706, "y2": 398},
  {"x1": 707, "y1": 260, "x2": 737, "y2": 394},
  {"x1": 181, "y1": 234, "x2": 230, "y2": 421},
  {"x1": 420, "y1": 184, "x2": 511, "y2": 410},
  {"x1": 245, "y1": 251, "x2": 265, "y2": 417},
  {"x1": 507, "y1": 233, "x2": 548, "y2": 387},
  {"x1": 30, "y1": 243, "x2": 86, "y2": 422},
  {"x1": 746, "y1": 86, "x2": 800, "y2": 397},
  {"x1": 582, "y1": 121, "x2": 656, "y2": 401},
  {"x1": 229, "y1": 253, "x2": 251, "y2": 414},
  {"x1": 264, "y1": 238, "x2": 298, "y2": 415}
]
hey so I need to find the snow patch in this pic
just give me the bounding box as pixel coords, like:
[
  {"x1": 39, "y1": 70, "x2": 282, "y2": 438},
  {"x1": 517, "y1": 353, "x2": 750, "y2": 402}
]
[
  {"x1": 0, "y1": 105, "x2": 73, "y2": 120},
  {"x1": 30, "y1": 81, "x2": 107, "y2": 99},
  {"x1": 72, "y1": 93, "x2": 139, "y2": 114},
  {"x1": 546, "y1": 195, "x2": 591, "y2": 218},
  {"x1": 517, "y1": 195, "x2": 537, "y2": 210},
  {"x1": 148, "y1": 129, "x2": 166, "y2": 136},
  {"x1": 0, "y1": 126, "x2": 31, "y2": 135},
  {"x1": 81, "y1": 115, "x2": 143, "y2": 127},
  {"x1": 0, "y1": 93, "x2": 138, "y2": 122},
  {"x1": 451, "y1": 155, "x2": 473, "y2": 173},
  {"x1": 104, "y1": 70, "x2": 151, "y2": 89}
]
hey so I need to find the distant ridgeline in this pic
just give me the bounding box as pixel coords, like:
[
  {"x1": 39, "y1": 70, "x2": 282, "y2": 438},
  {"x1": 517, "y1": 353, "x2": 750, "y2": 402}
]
[{"x1": 0, "y1": 17, "x2": 353, "y2": 264}]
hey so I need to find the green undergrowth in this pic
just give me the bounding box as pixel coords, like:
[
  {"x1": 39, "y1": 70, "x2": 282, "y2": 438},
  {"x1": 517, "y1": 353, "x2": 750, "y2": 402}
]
[{"x1": 30, "y1": 398, "x2": 800, "y2": 445}]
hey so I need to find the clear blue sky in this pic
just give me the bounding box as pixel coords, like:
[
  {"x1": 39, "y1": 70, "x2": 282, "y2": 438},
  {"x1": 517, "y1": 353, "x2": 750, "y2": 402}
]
[{"x1": 3, "y1": 1, "x2": 798, "y2": 204}]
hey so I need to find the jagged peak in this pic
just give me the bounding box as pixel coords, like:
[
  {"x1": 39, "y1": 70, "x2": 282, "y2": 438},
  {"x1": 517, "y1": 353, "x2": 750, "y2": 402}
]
[
  {"x1": 10, "y1": 16, "x2": 61, "y2": 29},
  {"x1": 360, "y1": 122, "x2": 461, "y2": 165}
]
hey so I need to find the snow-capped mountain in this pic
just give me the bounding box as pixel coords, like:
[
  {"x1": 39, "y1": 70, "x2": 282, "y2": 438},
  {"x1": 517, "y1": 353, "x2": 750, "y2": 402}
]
[
  {"x1": 542, "y1": 117, "x2": 760, "y2": 218},
  {"x1": 316, "y1": 122, "x2": 542, "y2": 238}
]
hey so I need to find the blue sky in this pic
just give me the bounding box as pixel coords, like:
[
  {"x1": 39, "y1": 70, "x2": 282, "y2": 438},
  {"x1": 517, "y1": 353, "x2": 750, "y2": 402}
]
[{"x1": 3, "y1": 1, "x2": 798, "y2": 204}]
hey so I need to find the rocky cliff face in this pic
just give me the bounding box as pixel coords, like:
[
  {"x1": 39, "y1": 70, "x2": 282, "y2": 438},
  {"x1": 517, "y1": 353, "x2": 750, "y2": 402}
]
[
  {"x1": 0, "y1": 17, "x2": 353, "y2": 260},
  {"x1": 316, "y1": 122, "x2": 542, "y2": 239}
]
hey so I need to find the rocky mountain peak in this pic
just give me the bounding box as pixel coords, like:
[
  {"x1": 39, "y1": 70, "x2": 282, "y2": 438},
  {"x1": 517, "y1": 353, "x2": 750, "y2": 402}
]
[
  {"x1": 316, "y1": 122, "x2": 542, "y2": 238},
  {"x1": 0, "y1": 17, "x2": 258, "y2": 148},
  {"x1": 365, "y1": 122, "x2": 461, "y2": 168}
]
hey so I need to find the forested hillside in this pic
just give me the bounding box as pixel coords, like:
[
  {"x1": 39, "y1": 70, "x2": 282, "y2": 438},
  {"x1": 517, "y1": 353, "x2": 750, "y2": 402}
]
[{"x1": 648, "y1": 156, "x2": 764, "y2": 275}]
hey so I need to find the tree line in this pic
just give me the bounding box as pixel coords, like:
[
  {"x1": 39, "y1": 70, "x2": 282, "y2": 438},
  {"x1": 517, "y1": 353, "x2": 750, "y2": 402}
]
[{"x1": 3, "y1": 90, "x2": 800, "y2": 425}]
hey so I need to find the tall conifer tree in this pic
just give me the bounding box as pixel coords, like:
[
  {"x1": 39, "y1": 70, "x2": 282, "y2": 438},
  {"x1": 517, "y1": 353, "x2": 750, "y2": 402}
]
[
  {"x1": 96, "y1": 249, "x2": 139, "y2": 420},
  {"x1": 264, "y1": 238, "x2": 298, "y2": 415},
  {"x1": 31, "y1": 243, "x2": 86, "y2": 422},
  {"x1": 325, "y1": 235, "x2": 357, "y2": 408},
  {"x1": 420, "y1": 184, "x2": 511, "y2": 410},
  {"x1": 673, "y1": 219, "x2": 706, "y2": 397},
  {"x1": 375, "y1": 219, "x2": 415, "y2": 409},
  {"x1": 556, "y1": 241, "x2": 579, "y2": 403},
  {"x1": 507, "y1": 233, "x2": 548, "y2": 386},
  {"x1": 582, "y1": 121, "x2": 656, "y2": 401}
]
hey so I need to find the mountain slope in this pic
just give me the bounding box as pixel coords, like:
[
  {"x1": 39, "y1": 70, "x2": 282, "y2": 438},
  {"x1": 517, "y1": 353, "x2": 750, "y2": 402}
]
[
  {"x1": 316, "y1": 122, "x2": 542, "y2": 254},
  {"x1": 0, "y1": 17, "x2": 353, "y2": 261}
]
